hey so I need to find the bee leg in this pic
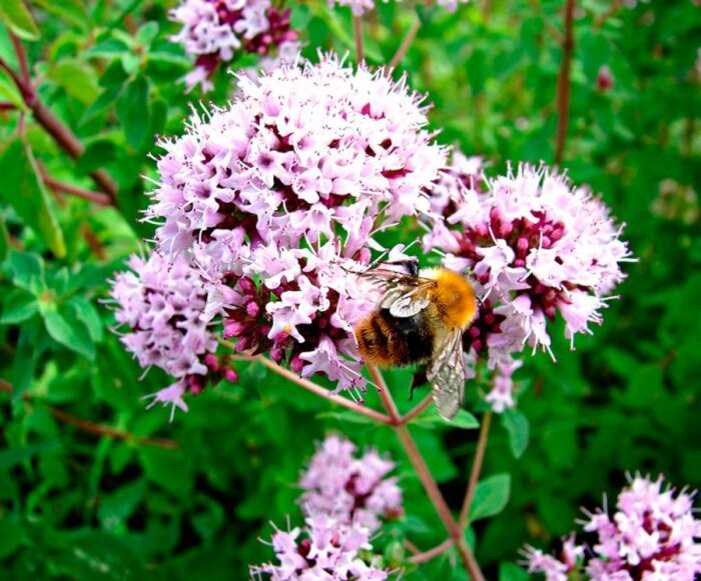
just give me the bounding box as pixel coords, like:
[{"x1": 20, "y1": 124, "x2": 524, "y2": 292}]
[{"x1": 410, "y1": 368, "x2": 428, "y2": 400}]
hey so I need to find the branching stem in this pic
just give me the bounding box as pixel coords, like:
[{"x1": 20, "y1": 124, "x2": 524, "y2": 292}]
[{"x1": 459, "y1": 411, "x2": 492, "y2": 528}]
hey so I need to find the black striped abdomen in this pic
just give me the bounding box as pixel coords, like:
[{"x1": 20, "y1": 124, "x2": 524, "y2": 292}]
[{"x1": 356, "y1": 309, "x2": 434, "y2": 366}]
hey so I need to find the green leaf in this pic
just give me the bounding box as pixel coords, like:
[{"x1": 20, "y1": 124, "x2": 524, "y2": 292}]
[
  {"x1": 1, "y1": 289, "x2": 37, "y2": 324},
  {"x1": 0, "y1": 441, "x2": 60, "y2": 470},
  {"x1": 43, "y1": 306, "x2": 95, "y2": 360},
  {"x1": 136, "y1": 22, "x2": 159, "y2": 47},
  {"x1": 85, "y1": 38, "x2": 130, "y2": 59},
  {"x1": 68, "y1": 296, "x2": 103, "y2": 343},
  {"x1": 48, "y1": 58, "x2": 100, "y2": 105},
  {"x1": 0, "y1": 140, "x2": 66, "y2": 258},
  {"x1": 98, "y1": 479, "x2": 146, "y2": 530},
  {"x1": 0, "y1": 0, "x2": 39, "y2": 40},
  {"x1": 5, "y1": 250, "x2": 45, "y2": 294},
  {"x1": 116, "y1": 75, "x2": 150, "y2": 149},
  {"x1": 413, "y1": 407, "x2": 479, "y2": 429},
  {"x1": 0, "y1": 67, "x2": 27, "y2": 110},
  {"x1": 0, "y1": 517, "x2": 24, "y2": 559},
  {"x1": 501, "y1": 409, "x2": 530, "y2": 458},
  {"x1": 499, "y1": 562, "x2": 529, "y2": 581},
  {"x1": 470, "y1": 473, "x2": 511, "y2": 522}
]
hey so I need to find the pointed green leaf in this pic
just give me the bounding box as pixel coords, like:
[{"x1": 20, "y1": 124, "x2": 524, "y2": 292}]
[
  {"x1": 1, "y1": 288, "x2": 37, "y2": 324},
  {"x1": 43, "y1": 306, "x2": 95, "y2": 360},
  {"x1": 47, "y1": 59, "x2": 100, "y2": 105},
  {"x1": 501, "y1": 409, "x2": 530, "y2": 458},
  {"x1": 116, "y1": 75, "x2": 150, "y2": 149},
  {"x1": 0, "y1": 140, "x2": 66, "y2": 258},
  {"x1": 470, "y1": 473, "x2": 511, "y2": 522},
  {"x1": 0, "y1": 0, "x2": 39, "y2": 40}
]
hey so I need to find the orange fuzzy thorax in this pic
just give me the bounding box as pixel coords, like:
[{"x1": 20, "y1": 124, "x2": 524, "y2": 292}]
[{"x1": 421, "y1": 268, "x2": 478, "y2": 330}]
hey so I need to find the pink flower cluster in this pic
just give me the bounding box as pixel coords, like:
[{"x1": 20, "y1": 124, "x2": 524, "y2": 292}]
[
  {"x1": 111, "y1": 56, "x2": 444, "y2": 412},
  {"x1": 109, "y1": 252, "x2": 239, "y2": 419},
  {"x1": 252, "y1": 435, "x2": 400, "y2": 579},
  {"x1": 251, "y1": 514, "x2": 388, "y2": 580},
  {"x1": 110, "y1": 252, "x2": 216, "y2": 379},
  {"x1": 299, "y1": 435, "x2": 402, "y2": 533},
  {"x1": 525, "y1": 475, "x2": 701, "y2": 581},
  {"x1": 423, "y1": 158, "x2": 631, "y2": 411},
  {"x1": 170, "y1": 0, "x2": 299, "y2": 91}
]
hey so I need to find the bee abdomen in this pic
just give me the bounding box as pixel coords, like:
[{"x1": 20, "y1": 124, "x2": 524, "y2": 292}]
[{"x1": 355, "y1": 309, "x2": 433, "y2": 367}]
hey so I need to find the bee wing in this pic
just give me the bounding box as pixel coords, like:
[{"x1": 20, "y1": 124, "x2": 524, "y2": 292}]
[
  {"x1": 427, "y1": 331, "x2": 466, "y2": 420},
  {"x1": 383, "y1": 288, "x2": 431, "y2": 318}
]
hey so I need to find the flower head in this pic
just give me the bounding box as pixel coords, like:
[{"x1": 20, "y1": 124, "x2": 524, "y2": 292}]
[
  {"x1": 423, "y1": 160, "x2": 631, "y2": 410},
  {"x1": 299, "y1": 435, "x2": 402, "y2": 533},
  {"x1": 251, "y1": 513, "x2": 388, "y2": 580},
  {"x1": 144, "y1": 56, "x2": 444, "y2": 392},
  {"x1": 524, "y1": 475, "x2": 701, "y2": 581},
  {"x1": 171, "y1": 0, "x2": 299, "y2": 90}
]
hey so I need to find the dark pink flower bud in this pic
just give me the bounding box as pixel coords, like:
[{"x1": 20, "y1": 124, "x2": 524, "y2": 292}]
[{"x1": 246, "y1": 301, "x2": 261, "y2": 317}]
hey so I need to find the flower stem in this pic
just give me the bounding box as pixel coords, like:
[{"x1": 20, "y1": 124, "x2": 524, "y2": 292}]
[
  {"x1": 353, "y1": 15, "x2": 364, "y2": 63},
  {"x1": 0, "y1": 41, "x2": 118, "y2": 202},
  {"x1": 250, "y1": 353, "x2": 393, "y2": 424},
  {"x1": 0, "y1": 379, "x2": 177, "y2": 449},
  {"x1": 370, "y1": 366, "x2": 485, "y2": 580},
  {"x1": 400, "y1": 392, "x2": 433, "y2": 424},
  {"x1": 554, "y1": 0, "x2": 576, "y2": 166},
  {"x1": 408, "y1": 538, "x2": 454, "y2": 564},
  {"x1": 40, "y1": 170, "x2": 113, "y2": 206},
  {"x1": 389, "y1": 16, "x2": 421, "y2": 70},
  {"x1": 459, "y1": 411, "x2": 492, "y2": 529}
]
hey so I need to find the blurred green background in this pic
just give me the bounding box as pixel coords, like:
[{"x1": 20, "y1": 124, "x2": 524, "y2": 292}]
[{"x1": 1, "y1": 0, "x2": 700, "y2": 578}]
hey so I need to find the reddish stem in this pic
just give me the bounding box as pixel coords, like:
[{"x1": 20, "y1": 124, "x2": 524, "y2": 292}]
[
  {"x1": 0, "y1": 43, "x2": 118, "y2": 202},
  {"x1": 554, "y1": 0, "x2": 576, "y2": 166},
  {"x1": 0, "y1": 379, "x2": 178, "y2": 449},
  {"x1": 459, "y1": 411, "x2": 492, "y2": 528},
  {"x1": 408, "y1": 538, "x2": 454, "y2": 564}
]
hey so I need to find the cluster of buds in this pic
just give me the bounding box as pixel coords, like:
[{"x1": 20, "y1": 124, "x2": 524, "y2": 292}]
[
  {"x1": 170, "y1": 0, "x2": 299, "y2": 91},
  {"x1": 525, "y1": 475, "x2": 701, "y2": 581}
]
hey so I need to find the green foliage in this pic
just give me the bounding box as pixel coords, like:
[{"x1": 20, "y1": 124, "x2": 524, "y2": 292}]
[{"x1": 0, "y1": 0, "x2": 699, "y2": 579}]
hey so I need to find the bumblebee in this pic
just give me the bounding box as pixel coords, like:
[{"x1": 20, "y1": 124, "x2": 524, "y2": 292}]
[{"x1": 354, "y1": 262, "x2": 478, "y2": 420}]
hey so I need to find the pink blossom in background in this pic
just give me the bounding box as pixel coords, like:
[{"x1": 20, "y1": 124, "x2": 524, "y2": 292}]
[
  {"x1": 328, "y1": 0, "x2": 469, "y2": 15},
  {"x1": 597, "y1": 65, "x2": 614, "y2": 92},
  {"x1": 423, "y1": 159, "x2": 631, "y2": 411},
  {"x1": 251, "y1": 513, "x2": 388, "y2": 580},
  {"x1": 299, "y1": 435, "x2": 402, "y2": 533},
  {"x1": 171, "y1": 0, "x2": 299, "y2": 90},
  {"x1": 524, "y1": 475, "x2": 701, "y2": 581}
]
